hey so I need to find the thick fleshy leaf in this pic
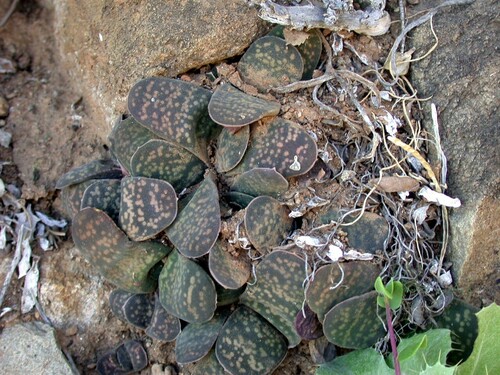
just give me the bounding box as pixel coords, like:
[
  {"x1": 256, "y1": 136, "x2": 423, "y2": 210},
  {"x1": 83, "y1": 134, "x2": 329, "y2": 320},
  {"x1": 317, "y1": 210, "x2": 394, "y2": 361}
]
[
  {"x1": 231, "y1": 118, "x2": 317, "y2": 178},
  {"x1": 61, "y1": 180, "x2": 95, "y2": 219},
  {"x1": 127, "y1": 77, "x2": 218, "y2": 162},
  {"x1": 158, "y1": 250, "x2": 217, "y2": 323},
  {"x1": 208, "y1": 83, "x2": 280, "y2": 128},
  {"x1": 226, "y1": 191, "x2": 255, "y2": 209},
  {"x1": 238, "y1": 36, "x2": 304, "y2": 92},
  {"x1": 192, "y1": 350, "x2": 226, "y2": 375},
  {"x1": 268, "y1": 26, "x2": 322, "y2": 80},
  {"x1": 319, "y1": 210, "x2": 389, "y2": 253},
  {"x1": 215, "y1": 125, "x2": 250, "y2": 173},
  {"x1": 244, "y1": 196, "x2": 293, "y2": 253},
  {"x1": 175, "y1": 310, "x2": 230, "y2": 364},
  {"x1": 295, "y1": 304, "x2": 323, "y2": 340},
  {"x1": 323, "y1": 291, "x2": 386, "y2": 349},
  {"x1": 216, "y1": 306, "x2": 287, "y2": 375},
  {"x1": 97, "y1": 340, "x2": 148, "y2": 375},
  {"x1": 309, "y1": 336, "x2": 336, "y2": 365},
  {"x1": 216, "y1": 284, "x2": 246, "y2": 307},
  {"x1": 306, "y1": 262, "x2": 381, "y2": 319},
  {"x1": 231, "y1": 168, "x2": 288, "y2": 198},
  {"x1": 108, "y1": 116, "x2": 158, "y2": 173},
  {"x1": 241, "y1": 250, "x2": 308, "y2": 347},
  {"x1": 166, "y1": 177, "x2": 220, "y2": 258},
  {"x1": 130, "y1": 139, "x2": 206, "y2": 192},
  {"x1": 109, "y1": 290, "x2": 154, "y2": 329},
  {"x1": 436, "y1": 298, "x2": 479, "y2": 365},
  {"x1": 209, "y1": 241, "x2": 251, "y2": 289},
  {"x1": 119, "y1": 177, "x2": 177, "y2": 241},
  {"x1": 56, "y1": 159, "x2": 122, "y2": 189},
  {"x1": 81, "y1": 179, "x2": 121, "y2": 223},
  {"x1": 72, "y1": 207, "x2": 170, "y2": 293},
  {"x1": 145, "y1": 295, "x2": 181, "y2": 342}
]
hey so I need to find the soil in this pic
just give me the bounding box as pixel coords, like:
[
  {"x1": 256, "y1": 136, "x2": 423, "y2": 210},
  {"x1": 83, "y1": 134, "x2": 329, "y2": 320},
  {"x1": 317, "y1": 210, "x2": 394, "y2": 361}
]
[{"x1": 0, "y1": 1, "x2": 494, "y2": 375}]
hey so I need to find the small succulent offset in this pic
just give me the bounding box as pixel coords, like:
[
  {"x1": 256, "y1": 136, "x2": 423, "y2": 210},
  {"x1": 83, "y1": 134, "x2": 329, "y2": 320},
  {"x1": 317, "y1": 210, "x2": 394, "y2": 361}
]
[{"x1": 56, "y1": 31, "x2": 426, "y2": 374}]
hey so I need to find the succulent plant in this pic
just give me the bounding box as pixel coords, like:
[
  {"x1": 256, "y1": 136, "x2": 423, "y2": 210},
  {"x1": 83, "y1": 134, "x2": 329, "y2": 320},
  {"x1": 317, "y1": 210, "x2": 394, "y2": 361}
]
[{"x1": 96, "y1": 340, "x2": 148, "y2": 375}]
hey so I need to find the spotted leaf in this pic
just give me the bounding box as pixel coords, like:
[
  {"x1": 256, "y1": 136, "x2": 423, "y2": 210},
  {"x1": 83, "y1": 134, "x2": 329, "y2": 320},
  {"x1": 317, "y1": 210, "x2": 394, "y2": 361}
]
[
  {"x1": 81, "y1": 179, "x2": 121, "y2": 223},
  {"x1": 119, "y1": 177, "x2": 177, "y2": 241},
  {"x1": 226, "y1": 191, "x2": 255, "y2": 209},
  {"x1": 166, "y1": 177, "x2": 220, "y2": 258},
  {"x1": 61, "y1": 180, "x2": 95, "y2": 219},
  {"x1": 72, "y1": 207, "x2": 170, "y2": 293},
  {"x1": 175, "y1": 310, "x2": 230, "y2": 364},
  {"x1": 323, "y1": 291, "x2": 386, "y2": 349},
  {"x1": 216, "y1": 284, "x2": 246, "y2": 307},
  {"x1": 192, "y1": 350, "x2": 226, "y2": 375},
  {"x1": 268, "y1": 26, "x2": 322, "y2": 80},
  {"x1": 238, "y1": 36, "x2": 304, "y2": 92},
  {"x1": 244, "y1": 196, "x2": 293, "y2": 254},
  {"x1": 241, "y1": 250, "x2": 308, "y2": 347},
  {"x1": 109, "y1": 289, "x2": 154, "y2": 329},
  {"x1": 158, "y1": 250, "x2": 217, "y2": 323},
  {"x1": 97, "y1": 340, "x2": 148, "y2": 375},
  {"x1": 306, "y1": 262, "x2": 381, "y2": 320},
  {"x1": 127, "y1": 77, "x2": 218, "y2": 162},
  {"x1": 216, "y1": 306, "x2": 287, "y2": 375},
  {"x1": 56, "y1": 159, "x2": 122, "y2": 189},
  {"x1": 231, "y1": 167, "x2": 288, "y2": 198},
  {"x1": 435, "y1": 298, "x2": 479, "y2": 364},
  {"x1": 215, "y1": 125, "x2": 250, "y2": 173},
  {"x1": 209, "y1": 241, "x2": 251, "y2": 290},
  {"x1": 130, "y1": 139, "x2": 206, "y2": 192},
  {"x1": 145, "y1": 294, "x2": 181, "y2": 342},
  {"x1": 108, "y1": 116, "x2": 159, "y2": 173},
  {"x1": 208, "y1": 83, "x2": 280, "y2": 128},
  {"x1": 230, "y1": 118, "x2": 317, "y2": 178}
]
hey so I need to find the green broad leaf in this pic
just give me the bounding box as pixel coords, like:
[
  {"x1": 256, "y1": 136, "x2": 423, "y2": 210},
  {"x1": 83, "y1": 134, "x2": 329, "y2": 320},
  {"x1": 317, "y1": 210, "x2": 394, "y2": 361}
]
[
  {"x1": 374, "y1": 276, "x2": 391, "y2": 299},
  {"x1": 208, "y1": 241, "x2": 251, "y2": 290},
  {"x1": 457, "y1": 303, "x2": 500, "y2": 375},
  {"x1": 215, "y1": 125, "x2": 250, "y2": 173},
  {"x1": 175, "y1": 310, "x2": 230, "y2": 364},
  {"x1": 323, "y1": 291, "x2": 386, "y2": 349},
  {"x1": 127, "y1": 77, "x2": 218, "y2": 163},
  {"x1": 81, "y1": 179, "x2": 121, "y2": 223},
  {"x1": 230, "y1": 118, "x2": 318, "y2": 178},
  {"x1": 377, "y1": 295, "x2": 386, "y2": 309},
  {"x1": 130, "y1": 139, "x2": 206, "y2": 192},
  {"x1": 158, "y1": 250, "x2": 217, "y2": 323},
  {"x1": 216, "y1": 306, "x2": 287, "y2": 375},
  {"x1": 241, "y1": 250, "x2": 309, "y2": 347},
  {"x1": 119, "y1": 177, "x2": 178, "y2": 241},
  {"x1": 56, "y1": 159, "x2": 122, "y2": 189},
  {"x1": 316, "y1": 347, "x2": 393, "y2": 375},
  {"x1": 61, "y1": 179, "x2": 95, "y2": 219},
  {"x1": 420, "y1": 362, "x2": 456, "y2": 375},
  {"x1": 72, "y1": 207, "x2": 170, "y2": 293},
  {"x1": 108, "y1": 289, "x2": 154, "y2": 329},
  {"x1": 230, "y1": 167, "x2": 288, "y2": 198},
  {"x1": 306, "y1": 262, "x2": 380, "y2": 320},
  {"x1": 398, "y1": 333, "x2": 428, "y2": 363},
  {"x1": 238, "y1": 36, "x2": 304, "y2": 92},
  {"x1": 244, "y1": 196, "x2": 293, "y2": 254},
  {"x1": 145, "y1": 294, "x2": 181, "y2": 342},
  {"x1": 208, "y1": 83, "x2": 280, "y2": 128},
  {"x1": 166, "y1": 177, "x2": 220, "y2": 258},
  {"x1": 388, "y1": 280, "x2": 403, "y2": 310},
  {"x1": 108, "y1": 116, "x2": 158, "y2": 173},
  {"x1": 391, "y1": 329, "x2": 452, "y2": 372}
]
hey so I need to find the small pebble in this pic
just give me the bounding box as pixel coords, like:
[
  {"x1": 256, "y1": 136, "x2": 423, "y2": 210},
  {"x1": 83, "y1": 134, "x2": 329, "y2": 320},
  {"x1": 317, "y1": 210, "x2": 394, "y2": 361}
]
[
  {"x1": 0, "y1": 129, "x2": 12, "y2": 148},
  {"x1": 0, "y1": 96, "x2": 9, "y2": 118}
]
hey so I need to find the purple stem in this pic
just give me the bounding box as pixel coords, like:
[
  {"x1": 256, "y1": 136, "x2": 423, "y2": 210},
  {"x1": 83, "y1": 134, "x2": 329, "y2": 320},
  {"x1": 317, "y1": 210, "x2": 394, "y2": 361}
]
[{"x1": 385, "y1": 299, "x2": 401, "y2": 375}]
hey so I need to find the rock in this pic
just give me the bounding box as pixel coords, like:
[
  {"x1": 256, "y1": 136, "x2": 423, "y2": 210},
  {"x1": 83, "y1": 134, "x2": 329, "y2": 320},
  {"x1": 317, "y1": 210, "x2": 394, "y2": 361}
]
[
  {"x1": 410, "y1": 0, "x2": 499, "y2": 303},
  {"x1": 0, "y1": 321, "x2": 74, "y2": 374},
  {"x1": 44, "y1": 0, "x2": 265, "y2": 136},
  {"x1": 0, "y1": 95, "x2": 9, "y2": 118}
]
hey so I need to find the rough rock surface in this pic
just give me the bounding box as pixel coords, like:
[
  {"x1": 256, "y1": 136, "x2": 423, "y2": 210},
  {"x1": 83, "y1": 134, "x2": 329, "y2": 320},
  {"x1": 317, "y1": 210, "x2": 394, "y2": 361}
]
[
  {"x1": 44, "y1": 0, "x2": 265, "y2": 136},
  {"x1": 0, "y1": 321, "x2": 74, "y2": 374},
  {"x1": 410, "y1": 0, "x2": 499, "y2": 303}
]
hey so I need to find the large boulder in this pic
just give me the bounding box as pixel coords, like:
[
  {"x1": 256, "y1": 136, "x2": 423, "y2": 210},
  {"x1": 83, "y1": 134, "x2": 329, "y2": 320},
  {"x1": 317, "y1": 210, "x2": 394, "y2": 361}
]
[
  {"x1": 410, "y1": 0, "x2": 499, "y2": 304},
  {"x1": 45, "y1": 0, "x2": 265, "y2": 135}
]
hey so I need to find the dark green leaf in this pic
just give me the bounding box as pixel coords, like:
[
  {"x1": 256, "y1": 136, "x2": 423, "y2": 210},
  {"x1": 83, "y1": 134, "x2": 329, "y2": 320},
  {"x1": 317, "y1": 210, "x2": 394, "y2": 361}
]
[
  {"x1": 158, "y1": 250, "x2": 217, "y2": 323},
  {"x1": 81, "y1": 179, "x2": 121, "y2": 223},
  {"x1": 225, "y1": 191, "x2": 255, "y2": 209},
  {"x1": 231, "y1": 168, "x2": 288, "y2": 198},
  {"x1": 97, "y1": 340, "x2": 148, "y2": 375},
  {"x1": 72, "y1": 207, "x2": 170, "y2": 293},
  {"x1": 61, "y1": 179, "x2": 95, "y2": 219},
  {"x1": 192, "y1": 350, "x2": 226, "y2": 375},
  {"x1": 145, "y1": 294, "x2": 181, "y2": 342},
  {"x1": 209, "y1": 241, "x2": 251, "y2": 289},
  {"x1": 56, "y1": 159, "x2": 122, "y2": 189},
  {"x1": 215, "y1": 125, "x2": 250, "y2": 173},
  {"x1": 109, "y1": 289, "x2": 154, "y2": 329},
  {"x1": 216, "y1": 306, "x2": 287, "y2": 375}
]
